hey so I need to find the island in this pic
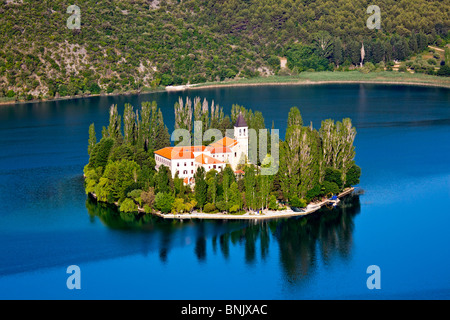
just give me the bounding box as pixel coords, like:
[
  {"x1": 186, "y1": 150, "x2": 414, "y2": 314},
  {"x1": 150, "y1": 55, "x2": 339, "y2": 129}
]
[{"x1": 83, "y1": 98, "x2": 361, "y2": 219}]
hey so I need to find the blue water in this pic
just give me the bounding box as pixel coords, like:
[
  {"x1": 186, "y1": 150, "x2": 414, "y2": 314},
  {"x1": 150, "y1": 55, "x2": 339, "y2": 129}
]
[{"x1": 0, "y1": 84, "x2": 449, "y2": 299}]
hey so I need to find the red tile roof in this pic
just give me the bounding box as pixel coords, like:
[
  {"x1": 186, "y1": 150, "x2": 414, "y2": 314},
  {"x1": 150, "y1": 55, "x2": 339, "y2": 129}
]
[
  {"x1": 154, "y1": 146, "x2": 206, "y2": 160},
  {"x1": 195, "y1": 154, "x2": 224, "y2": 165}
]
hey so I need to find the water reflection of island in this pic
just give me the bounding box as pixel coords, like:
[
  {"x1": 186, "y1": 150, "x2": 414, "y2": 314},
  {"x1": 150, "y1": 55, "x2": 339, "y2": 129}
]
[{"x1": 86, "y1": 194, "x2": 360, "y2": 283}]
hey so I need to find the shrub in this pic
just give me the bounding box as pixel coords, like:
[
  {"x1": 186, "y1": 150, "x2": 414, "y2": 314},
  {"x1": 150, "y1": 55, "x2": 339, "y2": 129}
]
[
  {"x1": 322, "y1": 181, "x2": 340, "y2": 196},
  {"x1": 141, "y1": 187, "x2": 155, "y2": 207},
  {"x1": 119, "y1": 198, "x2": 138, "y2": 213},
  {"x1": 345, "y1": 164, "x2": 362, "y2": 187},
  {"x1": 289, "y1": 195, "x2": 307, "y2": 208},
  {"x1": 324, "y1": 167, "x2": 343, "y2": 188},
  {"x1": 268, "y1": 195, "x2": 278, "y2": 210},
  {"x1": 437, "y1": 65, "x2": 450, "y2": 77},
  {"x1": 154, "y1": 192, "x2": 175, "y2": 213},
  {"x1": 277, "y1": 68, "x2": 291, "y2": 76},
  {"x1": 215, "y1": 200, "x2": 227, "y2": 212},
  {"x1": 172, "y1": 198, "x2": 186, "y2": 213},
  {"x1": 203, "y1": 203, "x2": 216, "y2": 213},
  {"x1": 127, "y1": 189, "x2": 143, "y2": 201},
  {"x1": 306, "y1": 185, "x2": 322, "y2": 202},
  {"x1": 143, "y1": 204, "x2": 152, "y2": 214},
  {"x1": 267, "y1": 55, "x2": 280, "y2": 71}
]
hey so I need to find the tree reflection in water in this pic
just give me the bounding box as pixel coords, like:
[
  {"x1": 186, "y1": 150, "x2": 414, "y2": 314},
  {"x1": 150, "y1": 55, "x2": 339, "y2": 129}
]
[
  {"x1": 86, "y1": 195, "x2": 360, "y2": 284},
  {"x1": 275, "y1": 195, "x2": 361, "y2": 284}
]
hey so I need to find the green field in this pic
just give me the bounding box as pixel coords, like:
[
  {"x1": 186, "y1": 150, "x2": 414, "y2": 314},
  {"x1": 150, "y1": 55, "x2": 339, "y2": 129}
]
[{"x1": 192, "y1": 71, "x2": 450, "y2": 89}]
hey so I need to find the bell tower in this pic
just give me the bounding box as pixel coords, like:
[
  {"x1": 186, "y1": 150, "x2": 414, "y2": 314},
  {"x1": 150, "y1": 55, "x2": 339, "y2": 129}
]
[{"x1": 233, "y1": 112, "x2": 248, "y2": 168}]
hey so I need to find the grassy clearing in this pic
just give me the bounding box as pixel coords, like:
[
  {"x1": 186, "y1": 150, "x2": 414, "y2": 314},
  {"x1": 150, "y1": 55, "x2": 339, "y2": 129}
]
[{"x1": 191, "y1": 71, "x2": 450, "y2": 89}]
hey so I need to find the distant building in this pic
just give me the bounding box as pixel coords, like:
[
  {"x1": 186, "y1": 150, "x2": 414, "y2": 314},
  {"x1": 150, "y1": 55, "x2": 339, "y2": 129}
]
[{"x1": 154, "y1": 112, "x2": 249, "y2": 184}]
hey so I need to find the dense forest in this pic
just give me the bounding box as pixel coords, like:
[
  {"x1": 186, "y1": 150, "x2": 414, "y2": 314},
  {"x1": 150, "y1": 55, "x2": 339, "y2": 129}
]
[
  {"x1": 83, "y1": 99, "x2": 361, "y2": 215},
  {"x1": 1, "y1": 0, "x2": 449, "y2": 100}
]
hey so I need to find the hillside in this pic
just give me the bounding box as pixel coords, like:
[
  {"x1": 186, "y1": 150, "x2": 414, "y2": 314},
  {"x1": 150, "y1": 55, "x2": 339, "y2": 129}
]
[{"x1": 0, "y1": 0, "x2": 449, "y2": 100}]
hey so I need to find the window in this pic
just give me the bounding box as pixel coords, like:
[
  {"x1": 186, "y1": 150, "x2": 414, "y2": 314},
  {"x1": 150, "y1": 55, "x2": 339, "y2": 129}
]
[
  {"x1": 191, "y1": 170, "x2": 193, "y2": 174},
  {"x1": 235, "y1": 152, "x2": 237, "y2": 157},
  {"x1": 239, "y1": 129, "x2": 242, "y2": 136},
  {"x1": 183, "y1": 170, "x2": 187, "y2": 174},
  {"x1": 184, "y1": 162, "x2": 186, "y2": 166},
  {"x1": 213, "y1": 165, "x2": 216, "y2": 169},
  {"x1": 177, "y1": 163, "x2": 179, "y2": 167}
]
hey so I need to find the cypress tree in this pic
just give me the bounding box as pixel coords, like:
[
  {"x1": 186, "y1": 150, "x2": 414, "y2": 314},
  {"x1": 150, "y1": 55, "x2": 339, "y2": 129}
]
[
  {"x1": 107, "y1": 104, "x2": 122, "y2": 140},
  {"x1": 88, "y1": 123, "x2": 96, "y2": 156},
  {"x1": 123, "y1": 103, "x2": 136, "y2": 145},
  {"x1": 244, "y1": 165, "x2": 257, "y2": 210},
  {"x1": 194, "y1": 166, "x2": 207, "y2": 210},
  {"x1": 287, "y1": 106, "x2": 303, "y2": 128},
  {"x1": 333, "y1": 37, "x2": 343, "y2": 67}
]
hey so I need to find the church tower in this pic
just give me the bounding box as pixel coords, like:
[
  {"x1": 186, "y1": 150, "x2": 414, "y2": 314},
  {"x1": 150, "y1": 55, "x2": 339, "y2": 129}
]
[{"x1": 233, "y1": 112, "x2": 248, "y2": 168}]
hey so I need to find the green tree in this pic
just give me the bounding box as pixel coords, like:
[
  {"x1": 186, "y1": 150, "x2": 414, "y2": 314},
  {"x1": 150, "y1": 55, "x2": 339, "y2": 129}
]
[
  {"x1": 203, "y1": 203, "x2": 216, "y2": 213},
  {"x1": 141, "y1": 187, "x2": 155, "y2": 208},
  {"x1": 155, "y1": 165, "x2": 173, "y2": 194},
  {"x1": 88, "y1": 137, "x2": 114, "y2": 172},
  {"x1": 119, "y1": 198, "x2": 138, "y2": 213},
  {"x1": 313, "y1": 31, "x2": 333, "y2": 58},
  {"x1": 345, "y1": 163, "x2": 361, "y2": 187},
  {"x1": 437, "y1": 65, "x2": 450, "y2": 77},
  {"x1": 229, "y1": 181, "x2": 242, "y2": 211},
  {"x1": 322, "y1": 181, "x2": 339, "y2": 196},
  {"x1": 207, "y1": 177, "x2": 217, "y2": 204},
  {"x1": 268, "y1": 195, "x2": 278, "y2": 210},
  {"x1": 172, "y1": 198, "x2": 186, "y2": 213},
  {"x1": 88, "y1": 123, "x2": 96, "y2": 156},
  {"x1": 194, "y1": 166, "x2": 207, "y2": 210},
  {"x1": 123, "y1": 103, "x2": 136, "y2": 145},
  {"x1": 287, "y1": 106, "x2": 303, "y2": 128},
  {"x1": 107, "y1": 104, "x2": 122, "y2": 140},
  {"x1": 154, "y1": 192, "x2": 175, "y2": 213},
  {"x1": 289, "y1": 195, "x2": 307, "y2": 208},
  {"x1": 333, "y1": 37, "x2": 344, "y2": 67},
  {"x1": 244, "y1": 165, "x2": 257, "y2": 210}
]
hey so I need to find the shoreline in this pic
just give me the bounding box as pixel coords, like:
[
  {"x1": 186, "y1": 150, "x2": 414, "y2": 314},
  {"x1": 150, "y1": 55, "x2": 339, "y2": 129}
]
[
  {"x1": 0, "y1": 87, "x2": 166, "y2": 107},
  {"x1": 157, "y1": 187, "x2": 355, "y2": 220},
  {"x1": 89, "y1": 187, "x2": 355, "y2": 221},
  {"x1": 1, "y1": 73, "x2": 449, "y2": 107},
  {"x1": 189, "y1": 79, "x2": 450, "y2": 90}
]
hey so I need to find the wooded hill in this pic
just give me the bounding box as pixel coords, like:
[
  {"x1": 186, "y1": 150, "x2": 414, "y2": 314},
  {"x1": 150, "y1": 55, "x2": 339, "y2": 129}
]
[{"x1": 0, "y1": 0, "x2": 449, "y2": 99}]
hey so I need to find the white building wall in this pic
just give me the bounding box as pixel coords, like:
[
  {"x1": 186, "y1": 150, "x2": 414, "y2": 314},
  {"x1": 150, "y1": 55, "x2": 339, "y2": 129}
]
[
  {"x1": 172, "y1": 158, "x2": 196, "y2": 179},
  {"x1": 228, "y1": 126, "x2": 248, "y2": 170},
  {"x1": 155, "y1": 128, "x2": 248, "y2": 183}
]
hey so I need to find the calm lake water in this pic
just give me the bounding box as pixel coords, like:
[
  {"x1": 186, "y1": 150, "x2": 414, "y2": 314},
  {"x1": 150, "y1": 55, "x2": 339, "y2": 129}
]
[{"x1": 0, "y1": 84, "x2": 449, "y2": 299}]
